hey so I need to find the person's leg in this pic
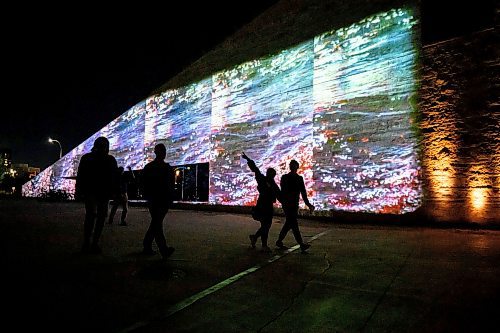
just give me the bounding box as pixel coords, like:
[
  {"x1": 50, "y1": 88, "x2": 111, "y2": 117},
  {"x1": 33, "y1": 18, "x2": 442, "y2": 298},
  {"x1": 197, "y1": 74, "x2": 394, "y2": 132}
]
[
  {"x1": 249, "y1": 233, "x2": 258, "y2": 248},
  {"x1": 283, "y1": 208, "x2": 302, "y2": 245},
  {"x1": 151, "y1": 207, "x2": 173, "y2": 258},
  {"x1": 254, "y1": 225, "x2": 263, "y2": 239},
  {"x1": 290, "y1": 221, "x2": 304, "y2": 245},
  {"x1": 108, "y1": 198, "x2": 118, "y2": 224},
  {"x1": 260, "y1": 216, "x2": 272, "y2": 248},
  {"x1": 249, "y1": 220, "x2": 264, "y2": 248},
  {"x1": 120, "y1": 193, "x2": 128, "y2": 225},
  {"x1": 83, "y1": 198, "x2": 97, "y2": 251},
  {"x1": 91, "y1": 199, "x2": 109, "y2": 252},
  {"x1": 286, "y1": 209, "x2": 310, "y2": 252},
  {"x1": 143, "y1": 205, "x2": 156, "y2": 252},
  {"x1": 276, "y1": 219, "x2": 291, "y2": 248},
  {"x1": 277, "y1": 206, "x2": 296, "y2": 246}
]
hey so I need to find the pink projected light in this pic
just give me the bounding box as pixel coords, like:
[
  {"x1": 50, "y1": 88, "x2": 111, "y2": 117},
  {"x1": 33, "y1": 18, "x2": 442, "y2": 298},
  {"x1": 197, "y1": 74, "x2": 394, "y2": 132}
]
[{"x1": 23, "y1": 8, "x2": 421, "y2": 214}]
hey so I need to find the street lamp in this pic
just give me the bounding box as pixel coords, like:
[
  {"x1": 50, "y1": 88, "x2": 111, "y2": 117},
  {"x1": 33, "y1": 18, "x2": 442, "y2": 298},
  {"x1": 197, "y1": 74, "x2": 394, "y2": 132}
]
[{"x1": 48, "y1": 138, "x2": 62, "y2": 159}]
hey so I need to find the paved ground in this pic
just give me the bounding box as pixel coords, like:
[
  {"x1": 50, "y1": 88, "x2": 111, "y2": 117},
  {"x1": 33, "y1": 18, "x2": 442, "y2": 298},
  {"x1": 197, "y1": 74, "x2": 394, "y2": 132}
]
[{"x1": 2, "y1": 198, "x2": 500, "y2": 332}]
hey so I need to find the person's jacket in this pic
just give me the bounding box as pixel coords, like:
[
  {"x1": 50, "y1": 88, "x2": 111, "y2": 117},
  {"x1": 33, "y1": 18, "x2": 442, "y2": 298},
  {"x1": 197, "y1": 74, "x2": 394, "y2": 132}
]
[
  {"x1": 143, "y1": 159, "x2": 172, "y2": 205},
  {"x1": 76, "y1": 152, "x2": 118, "y2": 200},
  {"x1": 247, "y1": 159, "x2": 281, "y2": 216},
  {"x1": 280, "y1": 172, "x2": 311, "y2": 209}
]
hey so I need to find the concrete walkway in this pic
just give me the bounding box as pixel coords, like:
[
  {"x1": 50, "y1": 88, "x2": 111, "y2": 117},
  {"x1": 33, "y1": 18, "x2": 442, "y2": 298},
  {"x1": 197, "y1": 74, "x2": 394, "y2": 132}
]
[{"x1": 2, "y1": 199, "x2": 500, "y2": 332}]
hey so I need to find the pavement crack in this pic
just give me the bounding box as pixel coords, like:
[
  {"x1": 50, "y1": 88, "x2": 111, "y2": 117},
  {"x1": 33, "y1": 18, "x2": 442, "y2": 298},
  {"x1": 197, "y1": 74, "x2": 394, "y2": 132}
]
[
  {"x1": 321, "y1": 251, "x2": 332, "y2": 275},
  {"x1": 360, "y1": 252, "x2": 411, "y2": 332},
  {"x1": 257, "y1": 252, "x2": 332, "y2": 332}
]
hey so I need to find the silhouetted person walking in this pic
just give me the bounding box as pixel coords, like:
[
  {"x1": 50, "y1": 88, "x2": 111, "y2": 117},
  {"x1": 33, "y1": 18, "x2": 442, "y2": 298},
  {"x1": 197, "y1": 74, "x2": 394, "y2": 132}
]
[
  {"x1": 76, "y1": 136, "x2": 118, "y2": 254},
  {"x1": 276, "y1": 159, "x2": 315, "y2": 253},
  {"x1": 242, "y1": 152, "x2": 281, "y2": 252},
  {"x1": 142, "y1": 143, "x2": 175, "y2": 259},
  {"x1": 108, "y1": 166, "x2": 135, "y2": 226}
]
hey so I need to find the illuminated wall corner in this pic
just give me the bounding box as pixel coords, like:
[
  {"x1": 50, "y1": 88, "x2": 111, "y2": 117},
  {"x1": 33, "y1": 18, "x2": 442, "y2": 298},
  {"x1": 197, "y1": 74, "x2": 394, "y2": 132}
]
[
  {"x1": 209, "y1": 41, "x2": 314, "y2": 206},
  {"x1": 419, "y1": 95, "x2": 459, "y2": 220},
  {"x1": 419, "y1": 25, "x2": 499, "y2": 224}
]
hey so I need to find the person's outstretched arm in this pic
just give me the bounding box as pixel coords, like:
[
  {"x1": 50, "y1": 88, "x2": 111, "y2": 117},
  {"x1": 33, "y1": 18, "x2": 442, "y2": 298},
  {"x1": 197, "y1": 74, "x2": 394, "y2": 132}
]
[
  {"x1": 128, "y1": 166, "x2": 135, "y2": 180},
  {"x1": 242, "y1": 152, "x2": 263, "y2": 177},
  {"x1": 273, "y1": 182, "x2": 282, "y2": 204},
  {"x1": 299, "y1": 177, "x2": 315, "y2": 212}
]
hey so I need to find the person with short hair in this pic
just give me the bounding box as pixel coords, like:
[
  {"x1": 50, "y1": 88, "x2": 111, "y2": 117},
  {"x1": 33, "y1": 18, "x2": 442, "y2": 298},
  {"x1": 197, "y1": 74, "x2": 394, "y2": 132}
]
[
  {"x1": 142, "y1": 143, "x2": 175, "y2": 259},
  {"x1": 76, "y1": 136, "x2": 118, "y2": 254},
  {"x1": 275, "y1": 159, "x2": 315, "y2": 253},
  {"x1": 242, "y1": 152, "x2": 281, "y2": 252}
]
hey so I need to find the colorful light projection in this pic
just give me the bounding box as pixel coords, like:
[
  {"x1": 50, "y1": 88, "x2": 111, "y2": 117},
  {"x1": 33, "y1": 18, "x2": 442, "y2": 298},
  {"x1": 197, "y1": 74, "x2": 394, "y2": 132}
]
[
  {"x1": 145, "y1": 79, "x2": 212, "y2": 165},
  {"x1": 107, "y1": 102, "x2": 146, "y2": 170},
  {"x1": 210, "y1": 8, "x2": 421, "y2": 213},
  {"x1": 22, "y1": 104, "x2": 146, "y2": 197},
  {"x1": 210, "y1": 43, "x2": 315, "y2": 205},
  {"x1": 312, "y1": 8, "x2": 421, "y2": 213},
  {"x1": 24, "y1": 8, "x2": 421, "y2": 214}
]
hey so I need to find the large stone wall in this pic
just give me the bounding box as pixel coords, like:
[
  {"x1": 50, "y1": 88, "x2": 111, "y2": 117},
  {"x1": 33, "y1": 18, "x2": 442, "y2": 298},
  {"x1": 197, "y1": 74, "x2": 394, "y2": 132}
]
[
  {"x1": 419, "y1": 29, "x2": 499, "y2": 224},
  {"x1": 27, "y1": 0, "x2": 498, "y2": 224},
  {"x1": 153, "y1": 0, "x2": 499, "y2": 224}
]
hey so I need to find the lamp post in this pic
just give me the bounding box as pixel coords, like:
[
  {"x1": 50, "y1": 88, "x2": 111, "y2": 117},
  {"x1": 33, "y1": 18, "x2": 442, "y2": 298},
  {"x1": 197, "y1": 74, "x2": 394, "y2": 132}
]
[{"x1": 48, "y1": 138, "x2": 62, "y2": 159}]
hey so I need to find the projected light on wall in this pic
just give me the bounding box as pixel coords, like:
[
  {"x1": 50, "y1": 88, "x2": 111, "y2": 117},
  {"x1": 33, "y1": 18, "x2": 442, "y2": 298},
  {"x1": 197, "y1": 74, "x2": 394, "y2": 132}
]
[
  {"x1": 22, "y1": 104, "x2": 146, "y2": 197},
  {"x1": 210, "y1": 42, "x2": 315, "y2": 206},
  {"x1": 145, "y1": 79, "x2": 212, "y2": 165},
  {"x1": 23, "y1": 8, "x2": 421, "y2": 214},
  {"x1": 311, "y1": 9, "x2": 421, "y2": 213}
]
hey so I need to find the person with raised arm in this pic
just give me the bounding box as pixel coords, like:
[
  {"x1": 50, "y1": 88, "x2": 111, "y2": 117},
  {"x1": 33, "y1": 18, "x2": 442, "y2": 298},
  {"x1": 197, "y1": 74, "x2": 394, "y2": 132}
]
[{"x1": 242, "y1": 152, "x2": 281, "y2": 252}]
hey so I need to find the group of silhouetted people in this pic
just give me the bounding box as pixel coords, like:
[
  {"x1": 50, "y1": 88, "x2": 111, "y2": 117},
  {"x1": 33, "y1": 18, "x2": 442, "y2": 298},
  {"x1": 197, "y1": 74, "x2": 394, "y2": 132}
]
[
  {"x1": 75, "y1": 136, "x2": 314, "y2": 259},
  {"x1": 76, "y1": 137, "x2": 175, "y2": 259},
  {"x1": 243, "y1": 152, "x2": 314, "y2": 253}
]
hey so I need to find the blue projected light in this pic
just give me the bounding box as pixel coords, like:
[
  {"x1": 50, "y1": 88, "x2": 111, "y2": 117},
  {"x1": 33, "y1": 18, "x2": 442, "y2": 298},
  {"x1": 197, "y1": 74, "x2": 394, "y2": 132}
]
[
  {"x1": 145, "y1": 79, "x2": 212, "y2": 165},
  {"x1": 23, "y1": 8, "x2": 421, "y2": 214}
]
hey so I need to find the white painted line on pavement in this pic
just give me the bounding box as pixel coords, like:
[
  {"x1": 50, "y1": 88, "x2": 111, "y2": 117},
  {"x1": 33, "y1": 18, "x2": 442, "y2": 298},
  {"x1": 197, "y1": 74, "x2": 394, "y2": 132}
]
[{"x1": 119, "y1": 229, "x2": 330, "y2": 333}]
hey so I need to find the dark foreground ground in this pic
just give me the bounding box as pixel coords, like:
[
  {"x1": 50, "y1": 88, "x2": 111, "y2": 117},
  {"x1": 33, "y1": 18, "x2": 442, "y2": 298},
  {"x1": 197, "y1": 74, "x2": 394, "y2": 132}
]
[{"x1": 2, "y1": 198, "x2": 500, "y2": 332}]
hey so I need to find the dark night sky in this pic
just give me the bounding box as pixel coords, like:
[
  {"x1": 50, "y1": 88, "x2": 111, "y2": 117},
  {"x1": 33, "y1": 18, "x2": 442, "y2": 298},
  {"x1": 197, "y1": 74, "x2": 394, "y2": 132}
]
[{"x1": 2, "y1": 1, "x2": 496, "y2": 169}]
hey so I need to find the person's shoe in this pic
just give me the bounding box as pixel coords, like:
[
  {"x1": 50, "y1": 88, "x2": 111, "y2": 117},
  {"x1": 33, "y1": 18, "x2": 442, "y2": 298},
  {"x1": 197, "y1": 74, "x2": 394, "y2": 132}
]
[
  {"x1": 276, "y1": 241, "x2": 288, "y2": 249},
  {"x1": 119, "y1": 221, "x2": 127, "y2": 226},
  {"x1": 300, "y1": 243, "x2": 311, "y2": 253},
  {"x1": 161, "y1": 247, "x2": 175, "y2": 259},
  {"x1": 249, "y1": 235, "x2": 257, "y2": 248},
  {"x1": 142, "y1": 248, "x2": 156, "y2": 255},
  {"x1": 261, "y1": 245, "x2": 272, "y2": 253}
]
